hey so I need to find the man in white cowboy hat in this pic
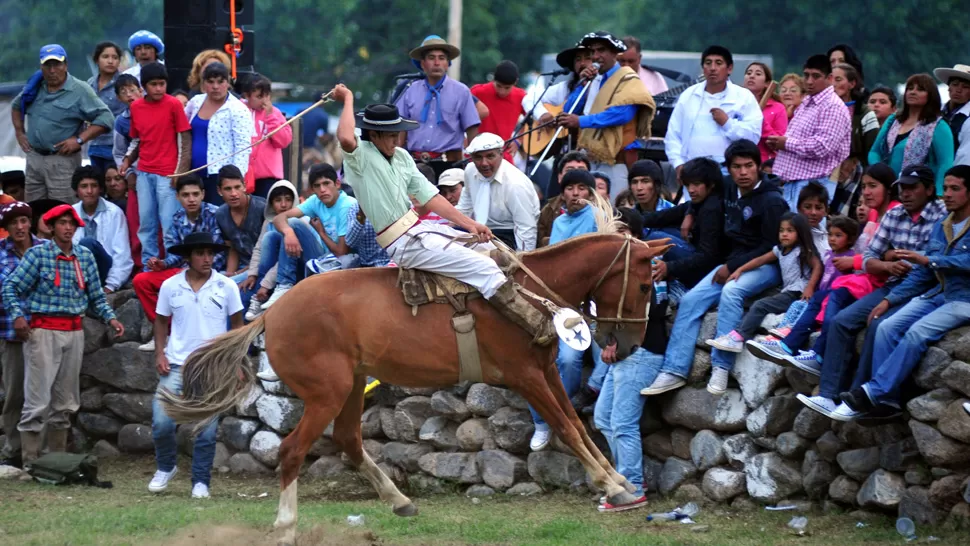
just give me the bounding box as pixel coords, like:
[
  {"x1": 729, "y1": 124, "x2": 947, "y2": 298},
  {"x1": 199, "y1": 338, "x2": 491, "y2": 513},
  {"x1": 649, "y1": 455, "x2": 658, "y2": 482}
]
[
  {"x1": 395, "y1": 35, "x2": 480, "y2": 179},
  {"x1": 330, "y1": 84, "x2": 556, "y2": 345},
  {"x1": 934, "y1": 63, "x2": 970, "y2": 162},
  {"x1": 458, "y1": 133, "x2": 540, "y2": 250}
]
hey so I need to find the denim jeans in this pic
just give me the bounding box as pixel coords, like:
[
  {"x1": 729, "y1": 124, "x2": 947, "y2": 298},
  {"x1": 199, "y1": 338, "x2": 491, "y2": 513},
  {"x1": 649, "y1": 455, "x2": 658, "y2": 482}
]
[
  {"x1": 782, "y1": 289, "x2": 830, "y2": 350},
  {"x1": 816, "y1": 286, "x2": 890, "y2": 399},
  {"x1": 863, "y1": 295, "x2": 970, "y2": 408},
  {"x1": 152, "y1": 365, "x2": 219, "y2": 486},
  {"x1": 781, "y1": 178, "x2": 834, "y2": 210},
  {"x1": 645, "y1": 229, "x2": 695, "y2": 263},
  {"x1": 530, "y1": 338, "x2": 585, "y2": 431},
  {"x1": 276, "y1": 221, "x2": 326, "y2": 286},
  {"x1": 136, "y1": 171, "x2": 181, "y2": 267},
  {"x1": 662, "y1": 264, "x2": 779, "y2": 377},
  {"x1": 593, "y1": 348, "x2": 664, "y2": 497},
  {"x1": 587, "y1": 340, "x2": 607, "y2": 391},
  {"x1": 78, "y1": 237, "x2": 113, "y2": 288}
]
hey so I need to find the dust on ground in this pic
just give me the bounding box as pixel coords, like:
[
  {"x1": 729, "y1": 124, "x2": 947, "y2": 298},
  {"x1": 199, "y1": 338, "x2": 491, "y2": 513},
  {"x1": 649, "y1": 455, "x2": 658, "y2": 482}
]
[{"x1": 161, "y1": 523, "x2": 383, "y2": 546}]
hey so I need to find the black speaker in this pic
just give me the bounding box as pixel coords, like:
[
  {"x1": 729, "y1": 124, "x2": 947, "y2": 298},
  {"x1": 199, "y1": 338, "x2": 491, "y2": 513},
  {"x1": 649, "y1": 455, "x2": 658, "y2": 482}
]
[
  {"x1": 164, "y1": 0, "x2": 254, "y2": 28},
  {"x1": 163, "y1": 26, "x2": 255, "y2": 90}
]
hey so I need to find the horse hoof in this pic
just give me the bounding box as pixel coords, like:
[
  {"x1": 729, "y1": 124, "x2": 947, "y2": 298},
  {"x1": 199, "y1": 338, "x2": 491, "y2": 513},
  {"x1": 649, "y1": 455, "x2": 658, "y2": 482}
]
[
  {"x1": 393, "y1": 503, "x2": 418, "y2": 517},
  {"x1": 622, "y1": 480, "x2": 637, "y2": 494},
  {"x1": 607, "y1": 490, "x2": 637, "y2": 507}
]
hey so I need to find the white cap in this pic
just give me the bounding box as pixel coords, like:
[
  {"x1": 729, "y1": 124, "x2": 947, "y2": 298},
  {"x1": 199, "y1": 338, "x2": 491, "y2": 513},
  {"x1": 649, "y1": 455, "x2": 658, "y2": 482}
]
[
  {"x1": 466, "y1": 132, "x2": 504, "y2": 155},
  {"x1": 437, "y1": 168, "x2": 465, "y2": 187}
]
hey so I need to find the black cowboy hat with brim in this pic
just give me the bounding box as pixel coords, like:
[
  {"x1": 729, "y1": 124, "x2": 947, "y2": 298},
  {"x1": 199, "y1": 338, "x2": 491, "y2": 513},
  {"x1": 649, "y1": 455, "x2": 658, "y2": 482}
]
[
  {"x1": 355, "y1": 104, "x2": 420, "y2": 132},
  {"x1": 167, "y1": 231, "x2": 229, "y2": 257},
  {"x1": 579, "y1": 31, "x2": 628, "y2": 53},
  {"x1": 556, "y1": 42, "x2": 591, "y2": 69},
  {"x1": 409, "y1": 35, "x2": 461, "y2": 61}
]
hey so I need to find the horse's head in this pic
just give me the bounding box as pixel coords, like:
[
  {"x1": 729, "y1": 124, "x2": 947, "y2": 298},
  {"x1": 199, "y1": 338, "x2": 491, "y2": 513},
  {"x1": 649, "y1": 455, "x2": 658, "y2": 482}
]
[{"x1": 590, "y1": 236, "x2": 670, "y2": 362}]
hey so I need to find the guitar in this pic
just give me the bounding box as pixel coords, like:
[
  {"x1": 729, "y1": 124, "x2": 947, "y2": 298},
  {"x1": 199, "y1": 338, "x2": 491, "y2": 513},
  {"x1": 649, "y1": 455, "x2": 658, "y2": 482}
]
[{"x1": 521, "y1": 102, "x2": 569, "y2": 157}]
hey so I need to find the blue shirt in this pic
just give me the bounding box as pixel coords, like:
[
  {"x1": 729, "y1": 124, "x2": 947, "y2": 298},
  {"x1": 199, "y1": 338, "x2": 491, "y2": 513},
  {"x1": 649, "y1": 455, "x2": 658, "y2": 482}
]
[
  {"x1": 550, "y1": 204, "x2": 598, "y2": 245},
  {"x1": 298, "y1": 191, "x2": 357, "y2": 240},
  {"x1": 344, "y1": 202, "x2": 391, "y2": 267},
  {"x1": 163, "y1": 203, "x2": 226, "y2": 270},
  {"x1": 190, "y1": 115, "x2": 210, "y2": 170},
  {"x1": 0, "y1": 236, "x2": 46, "y2": 341}
]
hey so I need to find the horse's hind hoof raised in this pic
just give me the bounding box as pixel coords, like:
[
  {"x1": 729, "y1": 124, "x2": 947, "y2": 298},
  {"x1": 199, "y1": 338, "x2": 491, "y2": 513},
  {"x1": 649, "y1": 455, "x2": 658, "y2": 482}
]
[{"x1": 393, "y1": 502, "x2": 419, "y2": 517}]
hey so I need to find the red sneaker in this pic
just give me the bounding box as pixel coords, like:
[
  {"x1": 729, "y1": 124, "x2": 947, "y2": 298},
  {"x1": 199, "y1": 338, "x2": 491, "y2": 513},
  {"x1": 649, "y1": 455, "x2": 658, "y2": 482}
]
[{"x1": 598, "y1": 494, "x2": 648, "y2": 513}]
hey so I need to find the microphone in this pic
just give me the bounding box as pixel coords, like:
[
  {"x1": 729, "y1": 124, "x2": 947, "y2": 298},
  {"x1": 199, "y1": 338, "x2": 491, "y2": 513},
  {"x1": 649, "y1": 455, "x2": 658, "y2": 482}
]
[
  {"x1": 583, "y1": 62, "x2": 602, "y2": 83},
  {"x1": 540, "y1": 68, "x2": 571, "y2": 77}
]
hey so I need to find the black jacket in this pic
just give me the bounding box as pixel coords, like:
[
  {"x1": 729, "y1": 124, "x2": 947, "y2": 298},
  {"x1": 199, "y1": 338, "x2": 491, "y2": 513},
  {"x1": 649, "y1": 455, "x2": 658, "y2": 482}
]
[
  {"x1": 642, "y1": 197, "x2": 726, "y2": 288},
  {"x1": 721, "y1": 174, "x2": 789, "y2": 272}
]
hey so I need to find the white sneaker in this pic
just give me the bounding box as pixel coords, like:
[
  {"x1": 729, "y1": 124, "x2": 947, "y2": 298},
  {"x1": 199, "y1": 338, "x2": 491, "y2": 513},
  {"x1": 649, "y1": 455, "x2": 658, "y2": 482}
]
[
  {"x1": 148, "y1": 467, "x2": 177, "y2": 492},
  {"x1": 830, "y1": 402, "x2": 863, "y2": 422},
  {"x1": 964, "y1": 402, "x2": 970, "y2": 416},
  {"x1": 706, "y1": 333, "x2": 744, "y2": 353},
  {"x1": 244, "y1": 297, "x2": 265, "y2": 321},
  {"x1": 797, "y1": 394, "x2": 837, "y2": 418},
  {"x1": 260, "y1": 284, "x2": 293, "y2": 310},
  {"x1": 787, "y1": 351, "x2": 823, "y2": 376},
  {"x1": 191, "y1": 482, "x2": 210, "y2": 498},
  {"x1": 530, "y1": 428, "x2": 551, "y2": 451},
  {"x1": 707, "y1": 367, "x2": 729, "y2": 395},
  {"x1": 640, "y1": 373, "x2": 685, "y2": 396},
  {"x1": 257, "y1": 369, "x2": 280, "y2": 382},
  {"x1": 138, "y1": 338, "x2": 155, "y2": 352}
]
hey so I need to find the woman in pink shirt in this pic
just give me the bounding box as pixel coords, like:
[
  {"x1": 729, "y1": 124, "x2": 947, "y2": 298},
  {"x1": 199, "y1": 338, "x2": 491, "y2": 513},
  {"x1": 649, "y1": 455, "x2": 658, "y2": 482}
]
[
  {"x1": 744, "y1": 62, "x2": 788, "y2": 162},
  {"x1": 244, "y1": 74, "x2": 293, "y2": 198}
]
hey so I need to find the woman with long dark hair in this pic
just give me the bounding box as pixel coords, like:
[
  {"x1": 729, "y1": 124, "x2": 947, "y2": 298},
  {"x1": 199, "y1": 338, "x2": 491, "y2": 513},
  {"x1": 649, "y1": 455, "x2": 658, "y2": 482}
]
[
  {"x1": 744, "y1": 62, "x2": 788, "y2": 162},
  {"x1": 868, "y1": 74, "x2": 954, "y2": 194},
  {"x1": 86, "y1": 42, "x2": 127, "y2": 173},
  {"x1": 828, "y1": 44, "x2": 866, "y2": 97}
]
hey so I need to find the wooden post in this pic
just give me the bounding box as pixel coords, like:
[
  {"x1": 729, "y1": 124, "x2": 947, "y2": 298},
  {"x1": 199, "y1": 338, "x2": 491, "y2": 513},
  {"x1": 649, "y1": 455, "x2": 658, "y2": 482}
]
[{"x1": 447, "y1": 0, "x2": 462, "y2": 80}]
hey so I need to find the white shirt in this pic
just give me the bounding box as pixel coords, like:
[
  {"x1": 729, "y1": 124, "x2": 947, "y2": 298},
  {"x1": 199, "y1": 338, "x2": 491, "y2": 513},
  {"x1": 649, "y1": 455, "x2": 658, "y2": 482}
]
[
  {"x1": 122, "y1": 60, "x2": 165, "y2": 87},
  {"x1": 523, "y1": 76, "x2": 600, "y2": 120},
  {"x1": 664, "y1": 80, "x2": 763, "y2": 168},
  {"x1": 72, "y1": 198, "x2": 133, "y2": 291},
  {"x1": 184, "y1": 93, "x2": 255, "y2": 176},
  {"x1": 156, "y1": 270, "x2": 243, "y2": 367},
  {"x1": 458, "y1": 160, "x2": 540, "y2": 250},
  {"x1": 956, "y1": 103, "x2": 970, "y2": 167}
]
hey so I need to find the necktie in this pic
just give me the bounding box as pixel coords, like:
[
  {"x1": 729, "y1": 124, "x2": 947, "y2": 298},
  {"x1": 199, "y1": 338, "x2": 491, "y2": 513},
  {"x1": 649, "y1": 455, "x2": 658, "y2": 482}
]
[
  {"x1": 419, "y1": 77, "x2": 446, "y2": 125},
  {"x1": 55, "y1": 254, "x2": 86, "y2": 290}
]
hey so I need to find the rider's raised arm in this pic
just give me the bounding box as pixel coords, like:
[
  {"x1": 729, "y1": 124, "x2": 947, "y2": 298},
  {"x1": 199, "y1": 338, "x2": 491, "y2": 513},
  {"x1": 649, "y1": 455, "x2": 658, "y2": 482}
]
[{"x1": 334, "y1": 85, "x2": 358, "y2": 154}]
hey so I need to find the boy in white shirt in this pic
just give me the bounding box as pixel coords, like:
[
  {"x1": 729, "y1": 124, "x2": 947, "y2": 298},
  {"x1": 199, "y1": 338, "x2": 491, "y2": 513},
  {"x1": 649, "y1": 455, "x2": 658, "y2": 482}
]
[{"x1": 148, "y1": 232, "x2": 243, "y2": 499}]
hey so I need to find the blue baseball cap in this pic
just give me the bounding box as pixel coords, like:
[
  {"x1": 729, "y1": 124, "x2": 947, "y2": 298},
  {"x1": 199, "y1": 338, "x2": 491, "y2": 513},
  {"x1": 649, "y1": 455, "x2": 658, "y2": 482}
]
[{"x1": 39, "y1": 44, "x2": 67, "y2": 64}]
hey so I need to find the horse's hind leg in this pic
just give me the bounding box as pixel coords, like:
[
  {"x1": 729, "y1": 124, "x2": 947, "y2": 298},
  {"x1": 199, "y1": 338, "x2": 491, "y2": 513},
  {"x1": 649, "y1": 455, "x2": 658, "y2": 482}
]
[
  {"x1": 513, "y1": 367, "x2": 635, "y2": 507},
  {"x1": 546, "y1": 365, "x2": 636, "y2": 494},
  {"x1": 333, "y1": 374, "x2": 416, "y2": 516},
  {"x1": 275, "y1": 382, "x2": 353, "y2": 545}
]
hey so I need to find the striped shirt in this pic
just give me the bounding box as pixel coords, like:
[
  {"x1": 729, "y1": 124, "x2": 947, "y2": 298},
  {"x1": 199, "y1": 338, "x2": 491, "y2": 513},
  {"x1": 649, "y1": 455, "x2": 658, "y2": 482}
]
[
  {"x1": 163, "y1": 203, "x2": 226, "y2": 271},
  {"x1": 773, "y1": 86, "x2": 852, "y2": 181},
  {"x1": 0, "y1": 236, "x2": 46, "y2": 340},
  {"x1": 863, "y1": 200, "x2": 947, "y2": 282},
  {"x1": 345, "y1": 202, "x2": 391, "y2": 267}
]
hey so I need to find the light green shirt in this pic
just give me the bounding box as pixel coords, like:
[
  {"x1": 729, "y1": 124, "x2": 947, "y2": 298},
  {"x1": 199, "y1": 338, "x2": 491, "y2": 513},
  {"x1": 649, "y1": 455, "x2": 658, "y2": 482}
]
[
  {"x1": 342, "y1": 137, "x2": 439, "y2": 233},
  {"x1": 13, "y1": 74, "x2": 115, "y2": 153}
]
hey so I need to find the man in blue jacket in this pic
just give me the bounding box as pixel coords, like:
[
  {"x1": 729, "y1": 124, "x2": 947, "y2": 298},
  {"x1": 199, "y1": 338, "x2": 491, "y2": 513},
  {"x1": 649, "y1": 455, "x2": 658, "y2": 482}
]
[{"x1": 836, "y1": 165, "x2": 970, "y2": 420}]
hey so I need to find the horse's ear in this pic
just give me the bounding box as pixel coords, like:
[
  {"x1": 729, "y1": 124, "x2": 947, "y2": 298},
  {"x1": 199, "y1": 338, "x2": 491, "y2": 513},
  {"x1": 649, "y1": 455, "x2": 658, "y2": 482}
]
[
  {"x1": 643, "y1": 244, "x2": 673, "y2": 260},
  {"x1": 644, "y1": 238, "x2": 671, "y2": 248}
]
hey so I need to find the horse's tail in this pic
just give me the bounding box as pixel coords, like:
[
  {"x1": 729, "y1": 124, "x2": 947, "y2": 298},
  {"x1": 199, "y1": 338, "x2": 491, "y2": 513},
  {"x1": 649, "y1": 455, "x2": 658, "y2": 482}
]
[{"x1": 159, "y1": 315, "x2": 266, "y2": 429}]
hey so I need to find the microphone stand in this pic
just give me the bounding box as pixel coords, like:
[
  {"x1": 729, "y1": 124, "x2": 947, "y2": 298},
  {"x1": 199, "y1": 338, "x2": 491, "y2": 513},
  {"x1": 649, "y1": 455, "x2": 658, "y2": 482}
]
[
  {"x1": 530, "y1": 77, "x2": 594, "y2": 177},
  {"x1": 508, "y1": 72, "x2": 559, "y2": 160}
]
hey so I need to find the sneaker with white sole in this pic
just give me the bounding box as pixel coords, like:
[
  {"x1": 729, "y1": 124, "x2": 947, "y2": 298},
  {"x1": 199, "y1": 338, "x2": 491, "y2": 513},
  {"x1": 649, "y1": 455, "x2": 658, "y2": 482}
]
[
  {"x1": 964, "y1": 402, "x2": 970, "y2": 416},
  {"x1": 745, "y1": 339, "x2": 790, "y2": 362},
  {"x1": 260, "y1": 284, "x2": 293, "y2": 310},
  {"x1": 598, "y1": 494, "x2": 648, "y2": 513},
  {"x1": 768, "y1": 326, "x2": 792, "y2": 338},
  {"x1": 707, "y1": 367, "x2": 729, "y2": 395},
  {"x1": 244, "y1": 297, "x2": 265, "y2": 322},
  {"x1": 138, "y1": 338, "x2": 155, "y2": 352},
  {"x1": 786, "y1": 351, "x2": 822, "y2": 376},
  {"x1": 148, "y1": 466, "x2": 177, "y2": 492},
  {"x1": 257, "y1": 369, "x2": 279, "y2": 382},
  {"x1": 191, "y1": 482, "x2": 210, "y2": 498},
  {"x1": 530, "y1": 428, "x2": 551, "y2": 451},
  {"x1": 796, "y1": 394, "x2": 838, "y2": 418},
  {"x1": 829, "y1": 402, "x2": 863, "y2": 422},
  {"x1": 706, "y1": 332, "x2": 744, "y2": 353},
  {"x1": 640, "y1": 373, "x2": 685, "y2": 396}
]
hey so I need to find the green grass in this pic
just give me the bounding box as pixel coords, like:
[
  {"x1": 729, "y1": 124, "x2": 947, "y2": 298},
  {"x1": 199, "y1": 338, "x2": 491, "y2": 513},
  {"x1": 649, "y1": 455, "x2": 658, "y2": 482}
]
[{"x1": 0, "y1": 457, "x2": 960, "y2": 545}]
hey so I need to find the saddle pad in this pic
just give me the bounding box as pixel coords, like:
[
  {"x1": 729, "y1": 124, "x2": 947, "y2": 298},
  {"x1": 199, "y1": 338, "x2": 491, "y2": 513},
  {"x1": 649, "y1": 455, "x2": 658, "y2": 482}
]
[{"x1": 398, "y1": 268, "x2": 481, "y2": 308}]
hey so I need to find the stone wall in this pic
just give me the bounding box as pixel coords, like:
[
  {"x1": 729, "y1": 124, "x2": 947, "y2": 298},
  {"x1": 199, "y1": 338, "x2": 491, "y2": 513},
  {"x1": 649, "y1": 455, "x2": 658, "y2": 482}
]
[{"x1": 2, "y1": 289, "x2": 968, "y2": 526}]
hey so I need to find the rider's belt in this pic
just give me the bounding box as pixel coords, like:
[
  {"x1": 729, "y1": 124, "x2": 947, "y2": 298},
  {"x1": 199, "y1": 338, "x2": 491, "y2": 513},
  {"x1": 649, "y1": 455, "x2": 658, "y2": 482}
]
[
  {"x1": 376, "y1": 209, "x2": 420, "y2": 249},
  {"x1": 411, "y1": 150, "x2": 462, "y2": 163}
]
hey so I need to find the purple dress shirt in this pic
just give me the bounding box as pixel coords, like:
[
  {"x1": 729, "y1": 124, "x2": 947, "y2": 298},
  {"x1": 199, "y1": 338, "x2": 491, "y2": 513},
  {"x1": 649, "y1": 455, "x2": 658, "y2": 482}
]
[{"x1": 395, "y1": 76, "x2": 480, "y2": 153}]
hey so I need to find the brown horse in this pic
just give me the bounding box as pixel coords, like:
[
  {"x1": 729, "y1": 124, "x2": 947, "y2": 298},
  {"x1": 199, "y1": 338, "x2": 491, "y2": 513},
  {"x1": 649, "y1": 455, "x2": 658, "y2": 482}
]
[{"x1": 161, "y1": 233, "x2": 667, "y2": 545}]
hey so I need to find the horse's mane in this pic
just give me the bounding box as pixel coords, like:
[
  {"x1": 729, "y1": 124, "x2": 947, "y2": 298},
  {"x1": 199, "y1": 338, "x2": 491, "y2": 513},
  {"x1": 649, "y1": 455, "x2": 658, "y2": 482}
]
[{"x1": 523, "y1": 232, "x2": 631, "y2": 259}]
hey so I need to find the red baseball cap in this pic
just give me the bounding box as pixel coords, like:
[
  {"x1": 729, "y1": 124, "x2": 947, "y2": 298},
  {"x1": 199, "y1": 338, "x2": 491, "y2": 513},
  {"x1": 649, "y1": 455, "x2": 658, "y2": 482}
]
[{"x1": 41, "y1": 204, "x2": 85, "y2": 227}]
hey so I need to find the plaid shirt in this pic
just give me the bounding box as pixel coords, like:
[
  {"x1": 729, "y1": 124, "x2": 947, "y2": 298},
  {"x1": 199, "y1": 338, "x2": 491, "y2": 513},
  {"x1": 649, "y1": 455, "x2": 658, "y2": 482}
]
[
  {"x1": 863, "y1": 199, "x2": 947, "y2": 282},
  {"x1": 1, "y1": 241, "x2": 116, "y2": 323},
  {"x1": 773, "y1": 85, "x2": 852, "y2": 181},
  {"x1": 0, "y1": 236, "x2": 46, "y2": 340},
  {"x1": 162, "y1": 203, "x2": 226, "y2": 270},
  {"x1": 345, "y1": 202, "x2": 391, "y2": 267}
]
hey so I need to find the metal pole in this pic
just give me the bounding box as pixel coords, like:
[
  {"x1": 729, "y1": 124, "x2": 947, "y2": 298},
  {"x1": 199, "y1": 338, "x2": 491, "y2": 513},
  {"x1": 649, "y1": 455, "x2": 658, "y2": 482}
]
[
  {"x1": 448, "y1": 0, "x2": 462, "y2": 80},
  {"x1": 530, "y1": 78, "x2": 594, "y2": 177}
]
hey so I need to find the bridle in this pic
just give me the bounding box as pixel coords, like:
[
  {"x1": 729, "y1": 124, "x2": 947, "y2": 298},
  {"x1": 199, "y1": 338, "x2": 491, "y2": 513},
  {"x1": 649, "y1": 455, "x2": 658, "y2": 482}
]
[{"x1": 492, "y1": 234, "x2": 651, "y2": 326}]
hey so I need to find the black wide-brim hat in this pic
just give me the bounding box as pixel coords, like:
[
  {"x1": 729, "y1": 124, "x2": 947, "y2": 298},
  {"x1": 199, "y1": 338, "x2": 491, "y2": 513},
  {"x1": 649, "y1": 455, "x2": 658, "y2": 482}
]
[
  {"x1": 355, "y1": 104, "x2": 420, "y2": 132},
  {"x1": 556, "y1": 42, "x2": 591, "y2": 69},
  {"x1": 167, "y1": 231, "x2": 229, "y2": 257},
  {"x1": 579, "y1": 31, "x2": 628, "y2": 53}
]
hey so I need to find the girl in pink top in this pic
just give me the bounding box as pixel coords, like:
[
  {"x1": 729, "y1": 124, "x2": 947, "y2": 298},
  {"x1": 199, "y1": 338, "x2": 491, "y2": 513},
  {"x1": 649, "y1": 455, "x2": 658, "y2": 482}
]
[
  {"x1": 244, "y1": 74, "x2": 293, "y2": 198},
  {"x1": 744, "y1": 62, "x2": 788, "y2": 162}
]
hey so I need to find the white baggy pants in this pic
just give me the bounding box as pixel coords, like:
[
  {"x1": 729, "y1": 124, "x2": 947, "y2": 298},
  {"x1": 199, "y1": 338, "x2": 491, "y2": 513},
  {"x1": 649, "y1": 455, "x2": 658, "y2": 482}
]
[{"x1": 386, "y1": 222, "x2": 506, "y2": 299}]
